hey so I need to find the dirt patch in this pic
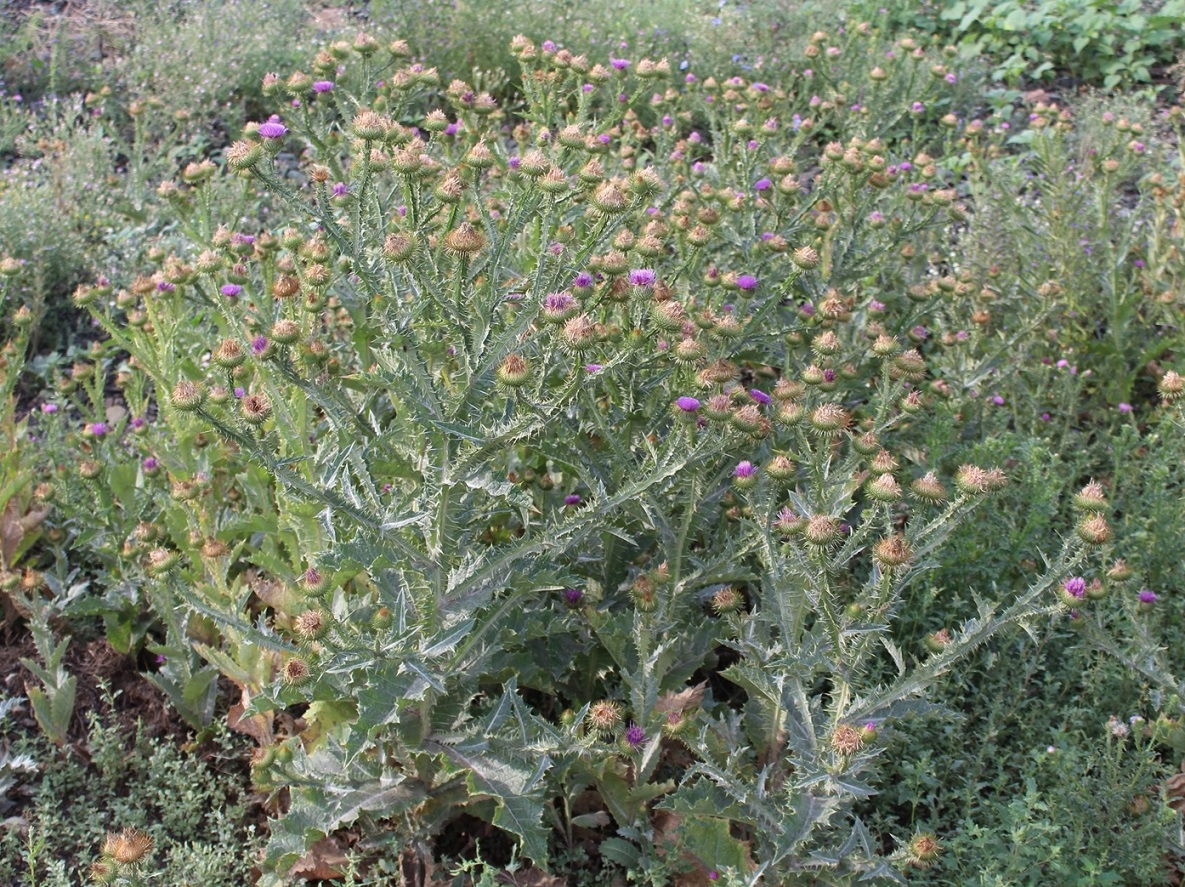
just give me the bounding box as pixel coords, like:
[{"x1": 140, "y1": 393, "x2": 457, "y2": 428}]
[{"x1": 0, "y1": 629, "x2": 186, "y2": 745}]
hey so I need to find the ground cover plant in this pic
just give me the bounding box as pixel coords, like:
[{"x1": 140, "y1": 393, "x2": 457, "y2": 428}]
[{"x1": 2, "y1": 1, "x2": 1185, "y2": 885}]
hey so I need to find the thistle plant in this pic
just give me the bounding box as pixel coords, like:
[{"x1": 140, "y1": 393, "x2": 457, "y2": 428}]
[{"x1": 76, "y1": 33, "x2": 1117, "y2": 882}]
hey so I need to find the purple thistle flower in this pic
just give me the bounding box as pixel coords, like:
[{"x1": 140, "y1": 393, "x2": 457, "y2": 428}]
[
  {"x1": 676, "y1": 396, "x2": 701, "y2": 412},
  {"x1": 734, "y1": 461, "x2": 756, "y2": 479},
  {"x1": 332, "y1": 182, "x2": 348, "y2": 197},
  {"x1": 234, "y1": 387, "x2": 245, "y2": 398},
  {"x1": 251, "y1": 335, "x2": 269, "y2": 355},
  {"x1": 1118, "y1": 402, "x2": 1132, "y2": 413},
  {"x1": 610, "y1": 57, "x2": 630, "y2": 70},
  {"x1": 625, "y1": 722, "x2": 647, "y2": 749},
  {"x1": 868, "y1": 299, "x2": 885, "y2": 311},
  {"x1": 736, "y1": 274, "x2": 758, "y2": 291},
  {"x1": 508, "y1": 156, "x2": 521, "y2": 170},
  {"x1": 991, "y1": 394, "x2": 1005, "y2": 406},
  {"x1": 131, "y1": 417, "x2": 146, "y2": 429},
  {"x1": 544, "y1": 292, "x2": 575, "y2": 311},
  {"x1": 221, "y1": 284, "x2": 241, "y2": 298},
  {"x1": 143, "y1": 456, "x2": 159, "y2": 471},
  {"x1": 444, "y1": 122, "x2": 459, "y2": 136},
  {"x1": 584, "y1": 363, "x2": 603, "y2": 374},
  {"x1": 89, "y1": 422, "x2": 108, "y2": 436},
  {"x1": 822, "y1": 368, "x2": 836, "y2": 383},
  {"x1": 1139, "y1": 589, "x2": 1158, "y2": 604},
  {"x1": 563, "y1": 587, "x2": 584, "y2": 606},
  {"x1": 541, "y1": 40, "x2": 556, "y2": 52},
  {"x1": 629, "y1": 269, "x2": 656, "y2": 287},
  {"x1": 564, "y1": 494, "x2": 583, "y2": 506},
  {"x1": 573, "y1": 271, "x2": 594, "y2": 288},
  {"x1": 750, "y1": 388, "x2": 771, "y2": 405},
  {"x1": 258, "y1": 121, "x2": 288, "y2": 139},
  {"x1": 313, "y1": 80, "x2": 334, "y2": 93},
  {"x1": 1063, "y1": 577, "x2": 1086, "y2": 599},
  {"x1": 41, "y1": 403, "x2": 58, "y2": 414},
  {"x1": 754, "y1": 177, "x2": 772, "y2": 191},
  {"x1": 157, "y1": 281, "x2": 175, "y2": 292}
]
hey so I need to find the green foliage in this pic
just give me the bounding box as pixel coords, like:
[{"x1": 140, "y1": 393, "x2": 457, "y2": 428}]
[{"x1": 922, "y1": 0, "x2": 1185, "y2": 88}]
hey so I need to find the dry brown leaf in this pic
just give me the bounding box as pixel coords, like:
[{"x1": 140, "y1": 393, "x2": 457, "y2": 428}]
[
  {"x1": 289, "y1": 835, "x2": 350, "y2": 880},
  {"x1": 655, "y1": 682, "x2": 707, "y2": 715},
  {"x1": 496, "y1": 867, "x2": 567, "y2": 886}
]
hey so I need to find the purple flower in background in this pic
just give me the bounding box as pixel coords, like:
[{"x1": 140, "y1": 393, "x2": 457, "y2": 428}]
[
  {"x1": 610, "y1": 57, "x2": 630, "y2": 70},
  {"x1": 41, "y1": 403, "x2": 58, "y2": 414},
  {"x1": 868, "y1": 299, "x2": 885, "y2": 311},
  {"x1": 332, "y1": 182, "x2": 347, "y2": 197},
  {"x1": 313, "y1": 80, "x2": 334, "y2": 93},
  {"x1": 584, "y1": 363, "x2": 603, "y2": 374},
  {"x1": 991, "y1": 394, "x2": 1005, "y2": 406},
  {"x1": 822, "y1": 368, "x2": 836, "y2": 383},
  {"x1": 221, "y1": 284, "x2": 242, "y2": 298},
  {"x1": 258, "y1": 120, "x2": 288, "y2": 139},
  {"x1": 750, "y1": 388, "x2": 771, "y2": 405},
  {"x1": 251, "y1": 336, "x2": 269, "y2": 355},
  {"x1": 1118, "y1": 402, "x2": 1133, "y2": 413},
  {"x1": 143, "y1": 457, "x2": 159, "y2": 471},
  {"x1": 157, "y1": 281, "x2": 175, "y2": 292},
  {"x1": 1139, "y1": 589, "x2": 1158, "y2": 604},
  {"x1": 736, "y1": 274, "x2": 758, "y2": 291},
  {"x1": 629, "y1": 269, "x2": 656, "y2": 287},
  {"x1": 564, "y1": 494, "x2": 583, "y2": 506},
  {"x1": 444, "y1": 122, "x2": 459, "y2": 136},
  {"x1": 676, "y1": 396, "x2": 701, "y2": 412},
  {"x1": 624, "y1": 723, "x2": 647, "y2": 749},
  {"x1": 754, "y1": 177, "x2": 772, "y2": 191},
  {"x1": 234, "y1": 387, "x2": 245, "y2": 398},
  {"x1": 89, "y1": 422, "x2": 108, "y2": 436},
  {"x1": 541, "y1": 40, "x2": 556, "y2": 52},
  {"x1": 563, "y1": 587, "x2": 584, "y2": 606},
  {"x1": 130, "y1": 417, "x2": 146, "y2": 429}
]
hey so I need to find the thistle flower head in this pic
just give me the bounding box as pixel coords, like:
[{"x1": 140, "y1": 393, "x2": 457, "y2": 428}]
[
  {"x1": 905, "y1": 833, "x2": 942, "y2": 869},
  {"x1": 587, "y1": 700, "x2": 623, "y2": 733},
  {"x1": 1073, "y1": 480, "x2": 1108, "y2": 513},
  {"x1": 442, "y1": 222, "x2": 488, "y2": 257},
  {"x1": 1077, "y1": 514, "x2": 1112, "y2": 545},
  {"x1": 294, "y1": 609, "x2": 326, "y2": 639},
  {"x1": 830, "y1": 724, "x2": 864, "y2": 755},
  {"x1": 804, "y1": 514, "x2": 840, "y2": 546},
  {"x1": 101, "y1": 828, "x2": 154, "y2": 865},
  {"x1": 624, "y1": 722, "x2": 647, "y2": 749},
  {"x1": 873, "y1": 535, "x2": 912, "y2": 568},
  {"x1": 282, "y1": 657, "x2": 311, "y2": 685}
]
